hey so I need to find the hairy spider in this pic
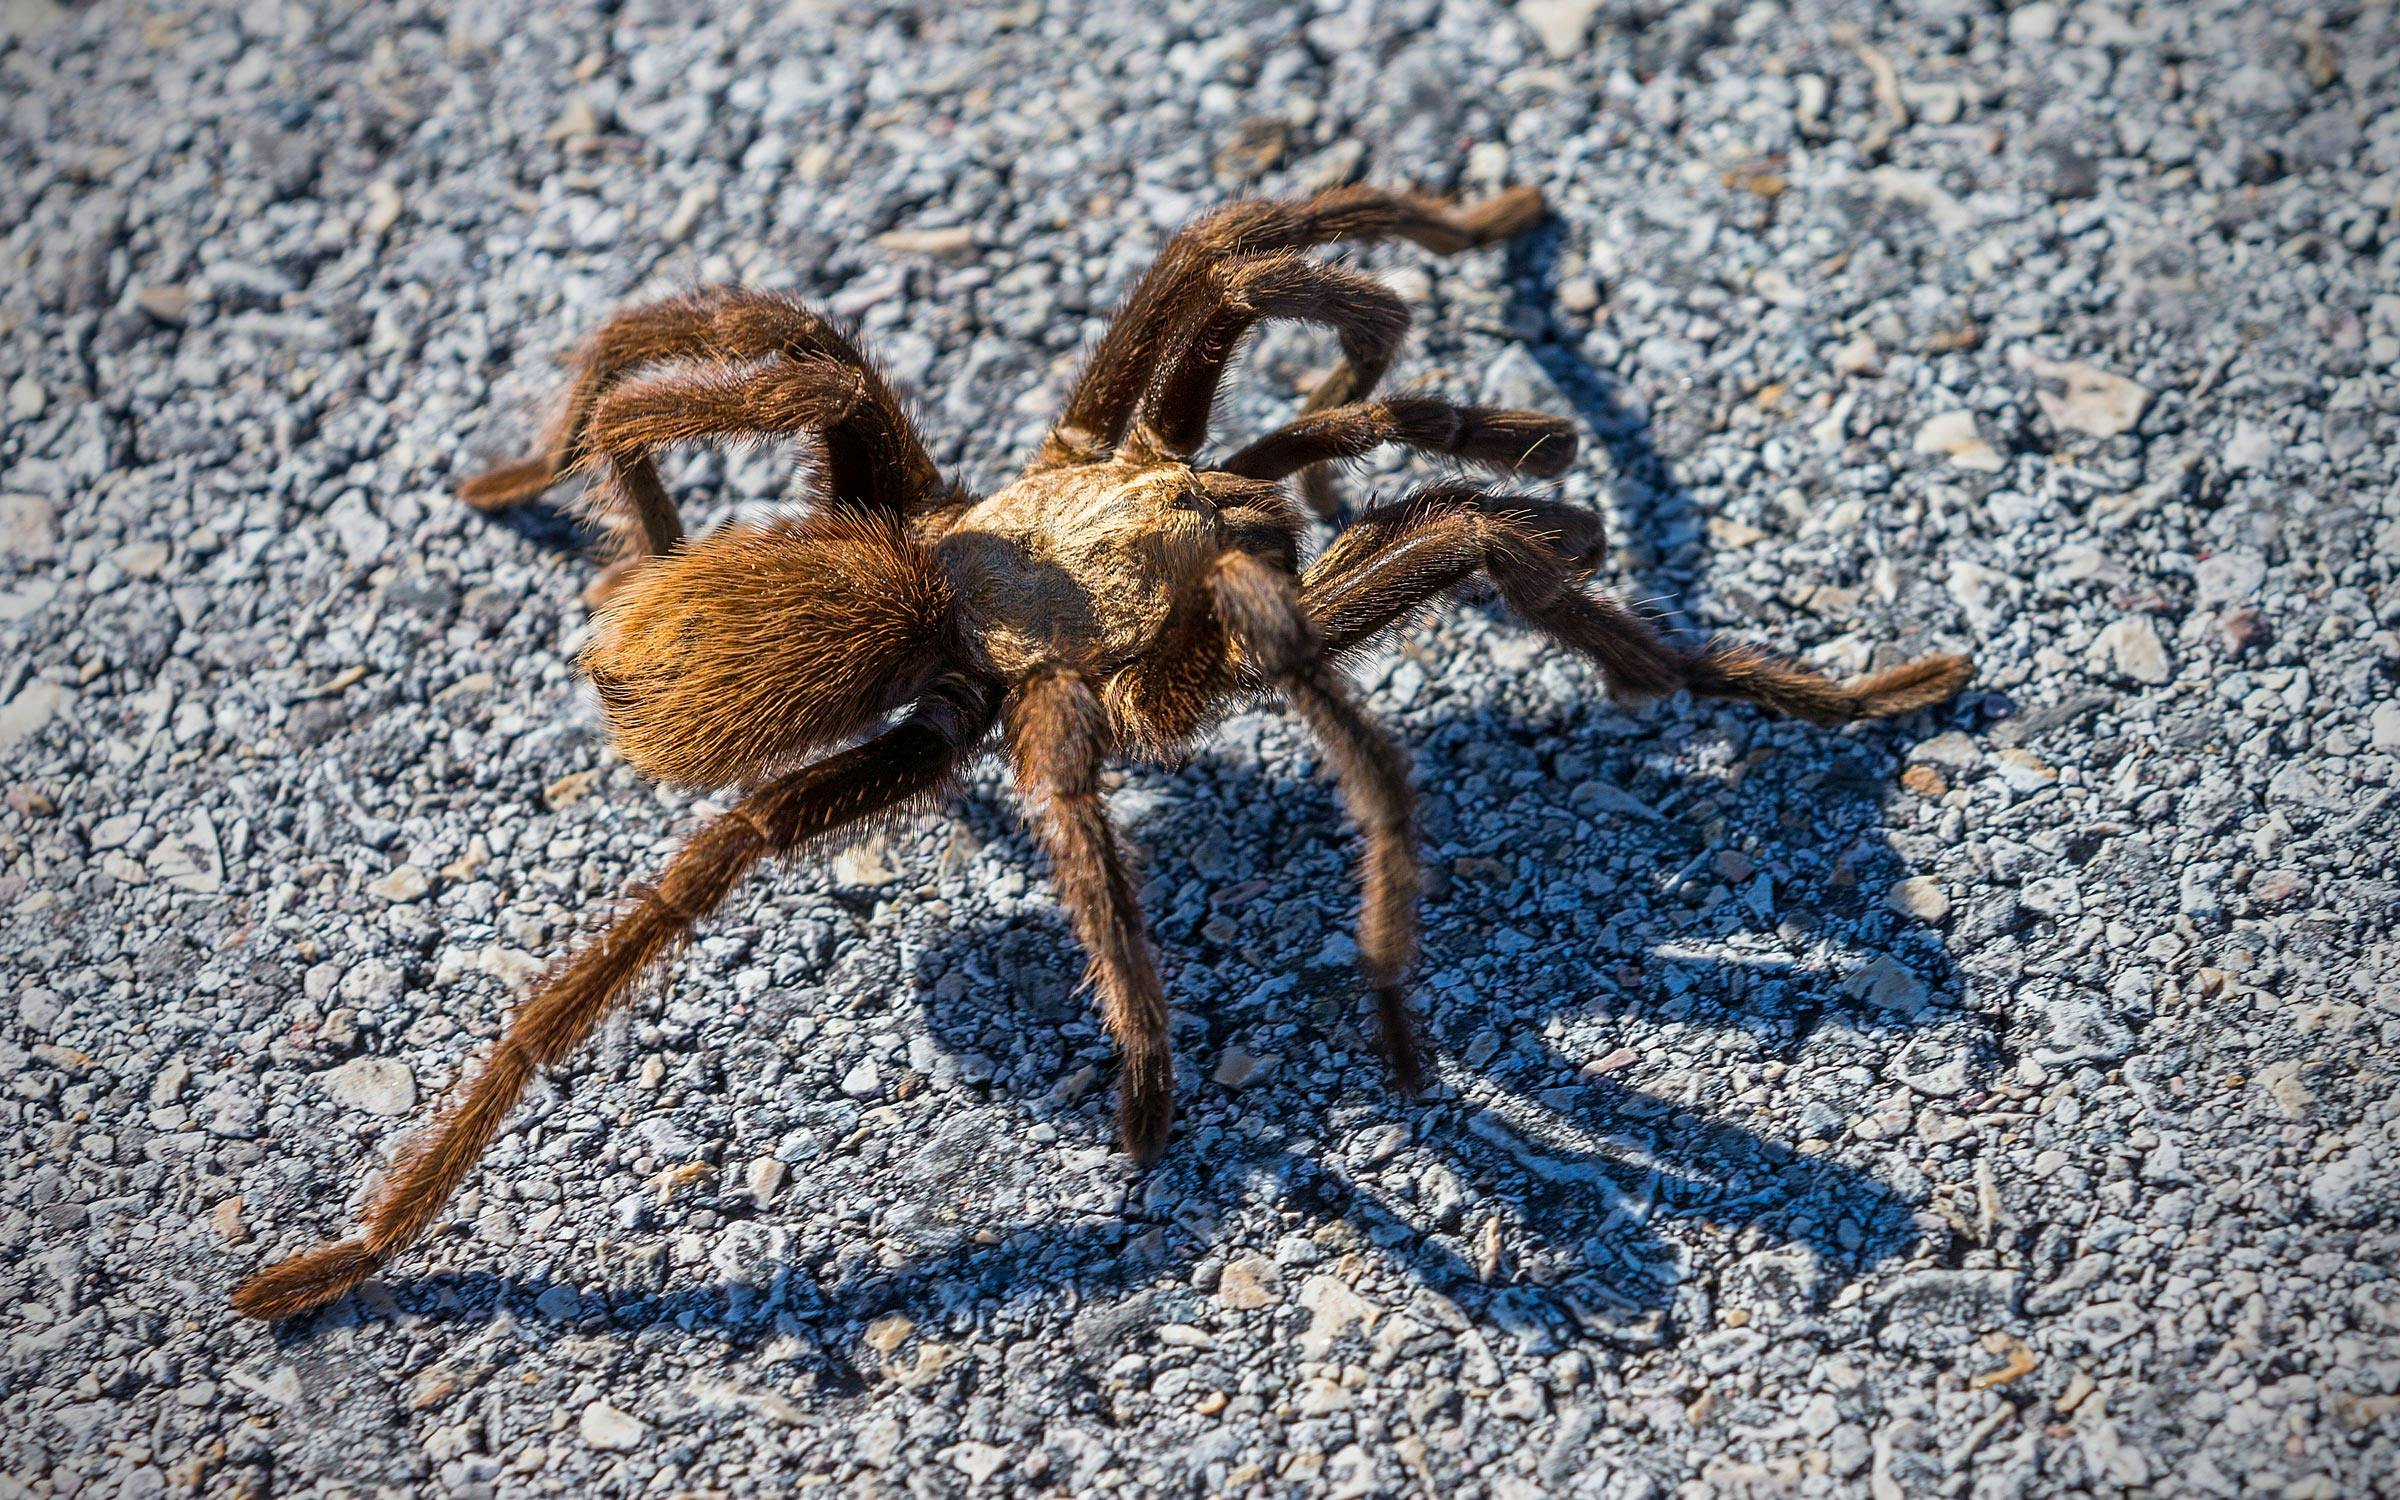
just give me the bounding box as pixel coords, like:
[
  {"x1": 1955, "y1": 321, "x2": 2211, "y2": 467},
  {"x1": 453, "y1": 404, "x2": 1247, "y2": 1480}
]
[{"x1": 233, "y1": 185, "x2": 1971, "y2": 1320}]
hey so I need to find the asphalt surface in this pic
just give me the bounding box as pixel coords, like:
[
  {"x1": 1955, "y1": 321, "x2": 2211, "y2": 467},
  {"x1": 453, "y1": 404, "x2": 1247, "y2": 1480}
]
[{"x1": 2, "y1": 0, "x2": 2396, "y2": 1494}]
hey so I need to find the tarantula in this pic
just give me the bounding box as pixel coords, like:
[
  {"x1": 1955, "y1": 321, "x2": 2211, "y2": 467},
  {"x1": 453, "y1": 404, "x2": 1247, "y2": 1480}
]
[{"x1": 233, "y1": 185, "x2": 1971, "y2": 1320}]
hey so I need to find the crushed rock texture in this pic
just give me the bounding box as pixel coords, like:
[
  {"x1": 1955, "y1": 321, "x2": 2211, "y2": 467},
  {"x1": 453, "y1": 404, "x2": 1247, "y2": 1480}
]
[{"x1": 3, "y1": 0, "x2": 2396, "y2": 1494}]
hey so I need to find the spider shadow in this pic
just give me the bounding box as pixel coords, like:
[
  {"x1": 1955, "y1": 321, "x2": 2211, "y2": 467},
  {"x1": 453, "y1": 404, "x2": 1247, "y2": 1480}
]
[
  {"x1": 869, "y1": 693, "x2": 1965, "y2": 1326},
  {"x1": 592, "y1": 677, "x2": 1955, "y2": 1362},
  {"x1": 468, "y1": 491, "x2": 593, "y2": 557},
  {"x1": 1498, "y1": 217, "x2": 1715, "y2": 622},
  {"x1": 293, "y1": 690, "x2": 1967, "y2": 1361}
]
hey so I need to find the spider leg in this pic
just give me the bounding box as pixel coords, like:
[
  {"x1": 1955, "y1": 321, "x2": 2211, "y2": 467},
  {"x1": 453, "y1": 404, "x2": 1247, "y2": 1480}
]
[
  {"x1": 1006, "y1": 668, "x2": 1176, "y2": 1160},
  {"x1": 1303, "y1": 484, "x2": 1975, "y2": 721},
  {"x1": 566, "y1": 355, "x2": 941, "y2": 610},
  {"x1": 1221, "y1": 396, "x2": 1580, "y2": 507},
  {"x1": 1042, "y1": 184, "x2": 1546, "y2": 466},
  {"x1": 1126, "y1": 253, "x2": 1411, "y2": 468},
  {"x1": 1099, "y1": 475, "x2": 1304, "y2": 757},
  {"x1": 459, "y1": 288, "x2": 948, "y2": 541},
  {"x1": 1207, "y1": 553, "x2": 1429, "y2": 1093},
  {"x1": 1101, "y1": 581, "x2": 1232, "y2": 760},
  {"x1": 230, "y1": 673, "x2": 1000, "y2": 1321},
  {"x1": 572, "y1": 357, "x2": 884, "y2": 556}
]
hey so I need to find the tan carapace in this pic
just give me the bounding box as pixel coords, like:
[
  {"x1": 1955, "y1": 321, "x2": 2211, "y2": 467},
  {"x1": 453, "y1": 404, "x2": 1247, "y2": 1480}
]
[{"x1": 940, "y1": 457, "x2": 1235, "y2": 679}]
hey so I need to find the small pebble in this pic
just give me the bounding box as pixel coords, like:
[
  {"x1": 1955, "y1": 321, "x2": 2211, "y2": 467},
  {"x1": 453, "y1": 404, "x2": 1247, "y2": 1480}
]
[
  {"x1": 1216, "y1": 1254, "x2": 1282, "y2": 1310},
  {"x1": 1212, "y1": 1046, "x2": 1272, "y2": 1088},
  {"x1": 7, "y1": 375, "x2": 45, "y2": 422},
  {"x1": 134, "y1": 284, "x2": 193, "y2": 322},
  {"x1": 362, "y1": 180, "x2": 403, "y2": 235},
  {"x1": 320, "y1": 1057, "x2": 418, "y2": 1116},
  {"x1": 2091, "y1": 616, "x2": 2172, "y2": 685},
  {"x1": 369, "y1": 864, "x2": 430, "y2": 902},
  {"x1": 578, "y1": 1402, "x2": 645, "y2": 1451},
  {"x1": 1914, "y1": 410, "x2": 2004, "y2": 472},
  {"x1": 1887, "y1": 877, "x2": 1952, "y2": 925}
]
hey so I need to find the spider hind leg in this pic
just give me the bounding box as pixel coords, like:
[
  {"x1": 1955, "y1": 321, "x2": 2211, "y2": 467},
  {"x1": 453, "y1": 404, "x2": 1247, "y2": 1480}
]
[{"x1": 1303, "y1": 484, "x2": 1972, "y2": 721}]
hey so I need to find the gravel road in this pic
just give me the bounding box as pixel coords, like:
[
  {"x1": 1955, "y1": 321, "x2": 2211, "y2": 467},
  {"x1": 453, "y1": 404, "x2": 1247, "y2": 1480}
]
[{"x1": 4, "y1": 0, "x2": 2397, "y2": 1494}]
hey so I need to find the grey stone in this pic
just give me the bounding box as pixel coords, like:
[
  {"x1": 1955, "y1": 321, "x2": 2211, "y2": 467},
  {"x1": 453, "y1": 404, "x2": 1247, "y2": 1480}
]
[
  {"x1": 2091, "y1": 617, "x2": 2171, "y2": 685},
  {"x1": 1915, "y1": 410, "x2": 2004, "y2": 472},
  {"x1": 1516, "y1": 0, "x2": 1605, "y2": 59},
  {"x1": 320, "y1": 1057, "x2": 418, "y2": 1116},
  {"x1": 578, "y1": 1403, "x2": 645, "y2": 1451},
  {"x1": 2193, "y1": 551, "x2": 2266, "y2": 607},
  {"x1": 0, "y1": 494, "x2": 56, "y2": 559},
  {"x1": 0, "y1": 681, "x2": 71, "y2": 748}
]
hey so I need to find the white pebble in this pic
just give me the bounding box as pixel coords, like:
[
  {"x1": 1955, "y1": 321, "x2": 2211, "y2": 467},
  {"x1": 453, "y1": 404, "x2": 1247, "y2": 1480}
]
[
  {"x1": 2091, "y1": 617, "x2": 2172, "y2": 685},
  {"x1": 578, "y1": 1402, "x2": 646, "y2": 1450},
  {"x1": 320, "y1": 1057, "x2": 418, "y2": 1116}
]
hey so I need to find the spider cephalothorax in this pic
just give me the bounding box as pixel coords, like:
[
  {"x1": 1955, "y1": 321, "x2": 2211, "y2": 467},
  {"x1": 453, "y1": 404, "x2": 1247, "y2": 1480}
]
[{"x1": 233, "y1": 185, "x2": 1972, "y2": 1320}]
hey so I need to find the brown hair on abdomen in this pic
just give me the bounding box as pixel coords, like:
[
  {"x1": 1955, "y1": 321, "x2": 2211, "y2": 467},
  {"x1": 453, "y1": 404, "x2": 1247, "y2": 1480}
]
[{"x1": 580, "y1": 506, "x2": 956, "y2": 790}]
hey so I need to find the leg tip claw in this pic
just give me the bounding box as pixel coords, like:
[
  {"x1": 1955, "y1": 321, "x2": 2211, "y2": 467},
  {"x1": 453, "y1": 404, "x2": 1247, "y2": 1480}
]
[
  {"x1": 458, "y1": 457, "x2": 560, "y2": 512},
  {"x1": 230, "y1": 1238, "x2": 383, "y2": 1321},
  {"x1": 1115, "y1": 1059, "x2": 1175, "y2": 1165},
  {"x1": 1375, "y1": 986, "x2": 1428, "y2": 1098},
  {"x1": 1467, "y1": 185, "x2": 1549, "y2": 245},
  {"x1": 1848, "y1": 652, "x2": 1975, "y2": 718}
]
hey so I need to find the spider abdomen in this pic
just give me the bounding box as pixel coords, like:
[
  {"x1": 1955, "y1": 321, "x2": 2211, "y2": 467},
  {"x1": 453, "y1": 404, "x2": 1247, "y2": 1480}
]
[{"x1": 579, "y1": 507, "x2": 954, "y2": 790}]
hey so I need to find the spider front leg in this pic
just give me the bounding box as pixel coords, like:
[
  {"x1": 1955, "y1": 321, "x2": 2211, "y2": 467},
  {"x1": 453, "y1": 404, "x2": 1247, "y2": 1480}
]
[
  {"x1": 1109, "y1": 553, "x2": 1429, "y2": 1091},
  {"x1": 1007, "y1": 668, "x2": 1177, "y2": 1160},
  {"x1": 230, "y1": 674, "x2": 1000, "y2": 1320},
  {"x1": 1303, "y1": 485, "x2": 1974, "y2": 721},
  {"x1": 573, "y1": 357, "x2": 887, "y2": 558},
  {"x1": 1221, "y1": 395, "x2": 1580, "y2": 503},
  {"x1": 1127, "y1": 254, "x2": 1412, "y2": 465},
  {"x1": 459, "y1": 289, "x2": 948, "y2": 598},
  {"x1": 1207, "y1": 553, "x2": 1428, "y2": 1091},
  {"x1": 1041, "y1": 184, "x2": 1547, "y2": 466},
  {"x1": 538, "y1": 356, "x2": 896, "y2": 608},
  {"x1": 462, "y1": 288, "x2": 941, "y2": 510}
]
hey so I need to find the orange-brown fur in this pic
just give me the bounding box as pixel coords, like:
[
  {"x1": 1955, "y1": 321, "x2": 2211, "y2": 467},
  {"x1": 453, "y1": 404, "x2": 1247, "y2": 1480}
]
[
  {"x1": 1007, "y1": 669, "x2": 1177, "y2": 1156},
  {"x1": 581, "y1": 508, "x2": 956, "y2": 789},
  {"x1": 235, "y1": 184, "x2": 1973, "y2": 1321},
  {"x1": 231, "y1": 677, "x2": 994, "y2": 1320}
]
